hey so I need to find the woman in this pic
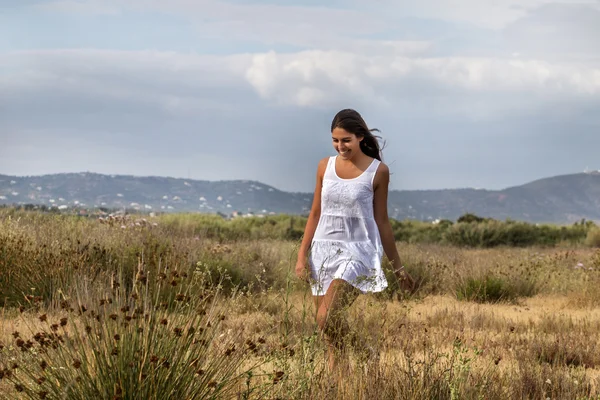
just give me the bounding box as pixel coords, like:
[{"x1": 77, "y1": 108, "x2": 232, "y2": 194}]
[{"x1": 295, "y1": 108, "x2": 415, "y2": 370}]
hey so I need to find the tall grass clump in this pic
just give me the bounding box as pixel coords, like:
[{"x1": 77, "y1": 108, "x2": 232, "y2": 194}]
[
  {"x1": 0, "y1": 211, "x2": 291, "y2": 307},
  {"x1": 0, "y1": 266, "x2": 266, "y2": 399}
]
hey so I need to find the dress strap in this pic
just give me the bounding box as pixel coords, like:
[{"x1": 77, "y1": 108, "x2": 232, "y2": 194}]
[
  {"x1": 369, "y1": 159, "x2": 381, "y2": 187},
  {"x1": 323, "y1": 156, "x2": 337, "y2": 180}
]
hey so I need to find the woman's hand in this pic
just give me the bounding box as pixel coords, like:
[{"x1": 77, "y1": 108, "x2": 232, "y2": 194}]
[
  {"x1": 295, "y1": 260, "x2": 311, "y2": 282},
  {"x1": 394, "y1": 267, "x2": 415, "y2": 298}
]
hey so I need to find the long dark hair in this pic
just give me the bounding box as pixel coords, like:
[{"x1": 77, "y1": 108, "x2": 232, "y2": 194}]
[{"x1": 330, "y1": 109, "x2": 384, "y2": 161}]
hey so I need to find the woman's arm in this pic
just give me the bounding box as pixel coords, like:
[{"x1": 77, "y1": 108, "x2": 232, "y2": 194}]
[
  {"x1": 295, "y1": 157, "x2": 327, "y2": 280},
  {"x1": 373, "y1": 163, "x2": 415, "y2": 292}
]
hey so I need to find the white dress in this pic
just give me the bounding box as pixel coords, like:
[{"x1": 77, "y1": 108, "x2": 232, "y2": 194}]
[{"x1": 308, "y1": 156, "x2": 389, "y2": 296}]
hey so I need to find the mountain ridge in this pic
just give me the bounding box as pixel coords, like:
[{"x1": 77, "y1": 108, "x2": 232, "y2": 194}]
[{"x1": 1, "y1": 171, "x2": 600, "y2": 224}]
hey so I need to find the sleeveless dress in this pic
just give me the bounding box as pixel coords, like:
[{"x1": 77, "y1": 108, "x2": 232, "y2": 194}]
[{"x1": 308, "y1": 156, "x2": 389, "y2": 296}]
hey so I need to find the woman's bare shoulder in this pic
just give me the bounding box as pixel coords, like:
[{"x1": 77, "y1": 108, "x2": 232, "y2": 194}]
[
  {"x1": 374, "y1": 161, "x2": 390, "y2": 188},
  {"x1": 376, "y1": 161, "x2": 390, "y2": 175},
  {"x1": 316, "y1": 156, "x2": 330, "y2": 173}
]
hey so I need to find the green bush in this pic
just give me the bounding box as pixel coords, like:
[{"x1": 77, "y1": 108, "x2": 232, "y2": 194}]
[{"x1": 585, "y1": 228, "x2": 600, "y2": 248}]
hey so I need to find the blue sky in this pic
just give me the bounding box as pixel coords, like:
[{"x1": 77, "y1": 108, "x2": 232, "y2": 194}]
[{"x1": 1, "y1": 0, "x2": 600, "y2": 192}]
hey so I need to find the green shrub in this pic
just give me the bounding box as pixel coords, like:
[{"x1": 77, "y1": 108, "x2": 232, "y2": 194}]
[{"x1": 585, "y1": 228, "x2": 600, "y2": 248}]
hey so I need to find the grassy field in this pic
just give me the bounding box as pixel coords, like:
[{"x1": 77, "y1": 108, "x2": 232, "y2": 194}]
[{"x1": 1, "y1": 210, "x2": 600, "y2": 399}]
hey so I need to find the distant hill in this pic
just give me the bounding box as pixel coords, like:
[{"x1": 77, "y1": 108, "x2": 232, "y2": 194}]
[{"x1": 1, "y1": 171, "x2": 600, "y2": 224}]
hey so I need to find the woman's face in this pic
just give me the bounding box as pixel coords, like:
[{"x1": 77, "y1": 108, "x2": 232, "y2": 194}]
[{"x1": 332, "y1": 127, "x2": 362, "y2": 160}]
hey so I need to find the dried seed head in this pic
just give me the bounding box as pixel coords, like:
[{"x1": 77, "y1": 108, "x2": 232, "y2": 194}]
[
  {"x1": 111, "y1": 347, "x2": 118, "y2": 356},
  {"x1": 15, "y1": 384, "x2": 24, "y2": 392},
  {"x1": 137, "y1": 327, "x2": 143, "y2": 333},
  {"x1": 224, "y1": 345, "x2": 235, "y2": 356},
  {"x1": 16, "y1": 339, "x2": 25, "y2": 348},
  {"x1": 246, "y1": 340, "x2": 257, "y2": 351},
  {"x1": 131, "y1": 293, "x2": 139, "y2": 300},
  {"x1": 114, "y1": 334, "x2": 120, "y2": 341},
  {"x1": 125, "y1": 316, "x2": 132, "y2": 322},
  {"x1": 175, "y1": 294, "x2": 185, "y2": 302},
  {"x1": 160, "y1": 319, "x2": 168, "y2": 326},
  {"x1": 109, "y1": 314, "x2": 118, "y2": 321},
  {"x1": 51, "y1": 324, "x2": 59, "y2": 332},
  {"x1": 85, "y1": 326, "x2": 92, "y2": 334},
  {"x1": 79, "y1": 305, "x2": 87, "y2": 313},
  {"x1": 100, "y1": 299, "x2": 107, "y2": 306},
  {"x1": 150, "y1": 355, "x2": 159, "y2": 363},
  {"x1": 120, "y1": 306, "x2": 130, "y2": 313},
  {"x1": 19, "y1": 306, "x2": 25, "y2": 313},
  {"x1": 40, "y1": 360, "x2": 48, "y2": 370},
  {"x1": 39, "y1": 390, "x2": 48, "y2": 399},
  {"x1": 196, "y1": 369, "x2": 205, "y2": 376},
  {"x1": 173, "y1": 328, "x2": 183, "y2": 337},
  {"x1": 60, "y1": 317, "x2": 68, "y2": 326},
  {"x1": 170, "y1": 279, "x2": 178, "y2": 287},
  {"x1": 73, "y1": 359, "x2": 82, "y2": 369},
  {"x1": 11, "y1": 363, "x2": 19, "y2": 369},
  {"x1": 272, "y1": 370, "x2": 285, "y2": 384},
  {"x1": 39, "y1": 314, "x2": 47, "y2": 322},
  {"x1": 258, "y1": 336, "x2": 266, "y2": 344},
  {"x1": 60, "y1": 301, "x2": 69, "y2": 309},
  {"x1": 12, "y1": 331, "x2": 20, "y2": 339},
  {"x1": 158, "y1": 272, "x2": 167, "y2": 280},
  {"x1": 37, "y1": 376, "x2": 46, "y2": 385}
]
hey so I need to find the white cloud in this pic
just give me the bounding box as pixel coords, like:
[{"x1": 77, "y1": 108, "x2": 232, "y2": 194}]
[
  {"x1": 0, "y1": 49, "x2": 254, "y2": 116},
  {"x1": 503, "y1": 3, "x2": 600, "y2": 60},
  {"x1": 376, "y1": 0, "x2": 600, "y2": 29},
  {"x1": 245, "y1": 50, "x2": 600, "y2": 110},
  {"x1": 2, "y1": 48, "x2": 599, "y2": 118},
  {"x1": 34, "y1": 0, "x2": 387, "y2": 50}
]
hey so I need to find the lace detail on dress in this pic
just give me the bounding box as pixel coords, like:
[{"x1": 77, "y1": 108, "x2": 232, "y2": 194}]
[{"x1": 321, "y1": 180, "x2": 374, "y2": 219}]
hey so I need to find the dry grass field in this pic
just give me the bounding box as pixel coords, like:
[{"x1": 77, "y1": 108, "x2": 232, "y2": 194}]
[{"x1": 1, "y1": 210, "x2": 600, "y2": 399}]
